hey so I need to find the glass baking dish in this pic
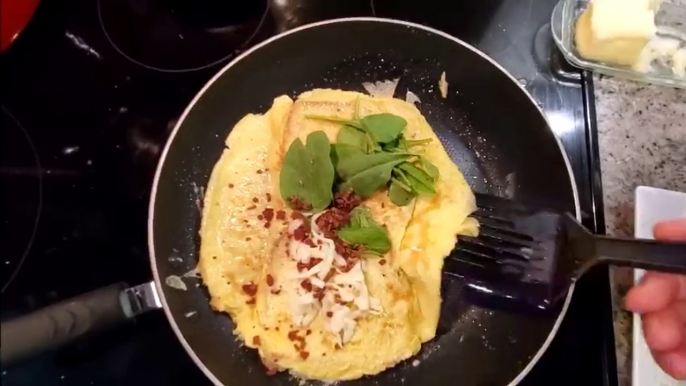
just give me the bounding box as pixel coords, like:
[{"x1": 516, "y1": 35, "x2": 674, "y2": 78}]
[{"x1": 551, "y1": 0, "x2": 686, "y2": 88}]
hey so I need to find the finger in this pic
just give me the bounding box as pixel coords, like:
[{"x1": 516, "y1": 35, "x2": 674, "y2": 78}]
[
  {"x1": 642, "y1": 306, "x2": 685, "y2": 352},
  {"x1": 654, "y1": 349, "x2": 686, "y2": 380},
  {"x1": 653, "y1": 218, "x2": 686, "y2": 241},
  {"x1": 625, "y1": 273, "x2": 686, "y2": 313}
]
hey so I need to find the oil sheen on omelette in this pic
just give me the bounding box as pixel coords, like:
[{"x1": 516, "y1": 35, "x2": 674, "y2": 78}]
[{"x1": 198, "y1": 89, "x2": 478, "y2": 381}]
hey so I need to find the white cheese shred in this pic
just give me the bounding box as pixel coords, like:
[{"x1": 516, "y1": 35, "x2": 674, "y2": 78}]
[
  {"x1": 438, "y1": 71, "x2": 449, "y2": 99},
  {"x1": 284, "y1": 213, "x2": 383, "y2": 346},
  {"x1": 362, "y1": 78, "x2": 400, "y2": 98}
]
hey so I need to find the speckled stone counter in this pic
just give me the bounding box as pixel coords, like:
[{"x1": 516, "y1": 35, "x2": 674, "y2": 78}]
[{"x1": 594, "y1": 75, "x2": 686, "y2": 386}]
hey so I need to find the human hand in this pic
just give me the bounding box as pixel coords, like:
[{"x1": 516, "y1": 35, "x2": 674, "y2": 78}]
[{"x1": 624, "y1": 218, "x2": 686, "y2": 380}]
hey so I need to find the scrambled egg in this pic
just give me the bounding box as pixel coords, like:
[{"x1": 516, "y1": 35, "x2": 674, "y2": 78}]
[{"x1": 198, "y1": 90, "x2": 478, "y2": 381}]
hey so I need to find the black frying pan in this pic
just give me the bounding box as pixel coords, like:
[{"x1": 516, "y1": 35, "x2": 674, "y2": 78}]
[{"x1": 1, "y1": 18, "x2": 579, "y2": 385}]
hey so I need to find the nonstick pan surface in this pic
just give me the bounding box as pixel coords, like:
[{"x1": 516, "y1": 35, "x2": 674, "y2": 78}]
[{"x1": 150, "y1": 18, "x2": 579, "y2": 386}]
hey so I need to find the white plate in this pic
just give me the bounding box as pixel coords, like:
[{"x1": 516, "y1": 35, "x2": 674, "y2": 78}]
[{"x1": 632, "y1": 186, "x2": 686, "y2": 386}]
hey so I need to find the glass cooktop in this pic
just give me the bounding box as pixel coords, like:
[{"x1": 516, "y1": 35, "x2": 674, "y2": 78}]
[{"x1": 1, "y1": 0, "x2": 616, "y2": 385}]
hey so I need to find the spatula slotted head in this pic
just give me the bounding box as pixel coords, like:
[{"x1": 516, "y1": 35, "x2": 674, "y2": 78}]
[{"x1": 446, "y1": 194, "x2": 591, "y2": 313}]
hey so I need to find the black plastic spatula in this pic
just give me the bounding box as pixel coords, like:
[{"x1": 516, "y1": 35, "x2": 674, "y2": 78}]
[{"x1": 445, "y1": 193, "x2": 686, "y2": 312}]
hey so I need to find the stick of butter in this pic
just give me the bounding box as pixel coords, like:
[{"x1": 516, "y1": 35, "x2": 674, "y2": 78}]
[{"x1": 575, "y1": 0, "x2": 657, "y2": 66}]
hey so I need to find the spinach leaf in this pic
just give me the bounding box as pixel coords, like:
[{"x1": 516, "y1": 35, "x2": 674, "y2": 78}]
[
  {"x1": 360, "y1": 113, "x2": 407, "y2": 144},
  {"x1": 398, "y1": 162, "x2": 436, "y2": 193},
  {"x1": 337, "y1": 207, "x2": 391, "y2": 255},
  {"x1": 279, "y1": 131, "x2": 334, "y2": 212},
  {"x1": 337, "y1": 125, "x2": 370, "y2": 152},
  {"x1": 406, "y1": 174, "x2": 435, "y2": 195},
  {"x1": 336, "y1": 153, "x2": 410, "y2": 180},
  {"x1": 340, "y1": 158, "x2": 407, "y2": 197},
  {"x1": 389, "y1": 180, "x2": 416, "y2": 206},
  {"x1": 420, "y1": 157, "x2": 440, "y2": 181},
  {"x1": 331, "y1": 143, "x2": 365, "y2": 170}
]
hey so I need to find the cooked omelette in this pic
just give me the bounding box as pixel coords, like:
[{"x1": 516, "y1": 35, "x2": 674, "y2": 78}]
[{"x1": 198, "y1": 89, "x2": 478, "y2": 380}]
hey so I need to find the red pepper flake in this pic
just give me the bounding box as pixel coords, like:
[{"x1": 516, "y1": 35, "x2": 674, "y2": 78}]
[
  {"x1": 252, "y1": 197, "x2": 259, "y2": 203},
  {"x1": 258, "y1": 215, "x2": 264, "y2": 220},
  {"x1": 300, "y1": 279, "x2": 313, "y2": 292},
  {"x1": 228, "y1": 183, "x2": 235, "y2": 188},
  {"x1": 299, "y1": 351, "x2": 310, "y2": 360},
  {"x1": 288, "y1": 331, "x2": 299, "y2": 341},
  {"x1": 252, "y1": 336, "x2": 261, "y2": 346},
  {"x1": 326, "y1": 311, "x2": 333, "y2": 318},
  {"x1": 334, "y1": 344, "x2": 341, "y2": 350},
  {"x1": 313, "y1": 288, "x2": 325, "y2": 301},
  {"x1": 264, "y1": 222, "x2": 271, "y2": 228},
  {"x1": 247, "y1": 205, "x2": 257, "y2": 210},
  {"x1": 266, "y1": 274, "x2": 274, "y2": 286},
  {"x1": 271, "y1": 289, "x2": 282, "y2": 295},
  {"x1": 303, "y1": 237, "x2": 315, "y2": 247},
  {"x1": 246, "y1": 297, "x2": 256, "y2": 305},
  {"x1": 306, "y1": 330, "x2": 312, "y2": 336},
  {"x1": 379, "y1": 259, "x2": 387, "y2": 266},
  {"x1": 242, "y1": 282, "x2": 258, "y2": 296},
  {"x1": 266, "y1": 193, "x2": 272, "y2": 202},
  {"x1": 276, "y1": 210, "x2": 286, "y2": 220}
]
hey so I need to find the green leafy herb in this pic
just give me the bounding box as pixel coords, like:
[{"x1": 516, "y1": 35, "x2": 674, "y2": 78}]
[
  {"x1": 337, "y1": 125, "x2": 369, "y2": 150},
  {"x1": 360, "y1": 113, "x2": 407, "y2": 144},
  {"x1": 340, "y1": 157, "x2": 408, "y2": 197},
  {"x1": 336, "y1": 153, "x2": 410, "y2": 180},
  {"x1": 389, "y1": 180, "x2": 416, "y2": 206},
  {"x1": 420, "y1": 156, "x2": 440, "y2": 180},
  {"x1": 398, "y1": 163, "x2": 436, "y2": 195},
  {"x1": 330, "y1": 143, "x2": 365, "y2": 171},
  {"x1": 337, "y1": 206, "x2": 391, "y2": 255},
  {"x1": 279, "y1": 131, "x2": 334, "y2": 212},
  {"x1": 307, "y1": 108, "x2": 438, "y2": 206}
]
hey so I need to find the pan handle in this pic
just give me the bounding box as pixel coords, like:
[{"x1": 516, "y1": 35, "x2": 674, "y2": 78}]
[{"x1": 0, "y1": 281, "x2": 161, "y2": 366}]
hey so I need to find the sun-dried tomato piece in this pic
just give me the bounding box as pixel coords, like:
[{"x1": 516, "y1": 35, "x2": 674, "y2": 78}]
[{"x1": 333, "y1": 189, "x2": 362, "y2": 212}]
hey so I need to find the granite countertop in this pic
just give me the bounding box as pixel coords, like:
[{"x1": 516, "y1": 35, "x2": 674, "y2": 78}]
[{"x1": 594, "y1": 75, "x2": 686, "y2": 386}]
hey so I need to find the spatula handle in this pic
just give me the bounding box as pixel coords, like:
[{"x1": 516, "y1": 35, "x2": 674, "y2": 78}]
[{"x1": 595, "y1": 236, "x2": 686, "y2": 273}]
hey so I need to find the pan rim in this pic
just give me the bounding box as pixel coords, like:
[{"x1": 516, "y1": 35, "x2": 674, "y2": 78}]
[{"x1": 148, "y1": 17, "x2": 582, "y2": 386}]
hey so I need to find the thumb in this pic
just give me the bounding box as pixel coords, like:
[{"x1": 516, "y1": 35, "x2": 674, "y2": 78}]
[
  {"x1": 625, "y1": 272, "x2": 686, "y2": 313},
  {"x1": 653, "y1": 218, "x2": 686, "y2": 241}
]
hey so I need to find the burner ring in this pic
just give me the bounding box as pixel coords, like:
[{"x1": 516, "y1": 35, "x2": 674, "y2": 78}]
[
  {"x1": 1, "y1": 107, "x2": 42, "y2": 293},
  {"x1": 97, "y1": 0, "x2": 271, "y2": 73}
]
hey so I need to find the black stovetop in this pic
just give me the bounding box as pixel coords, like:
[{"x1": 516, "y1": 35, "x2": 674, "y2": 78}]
[{"x1": 1, "y1": 0, "x2": 617, "y2": 385}]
